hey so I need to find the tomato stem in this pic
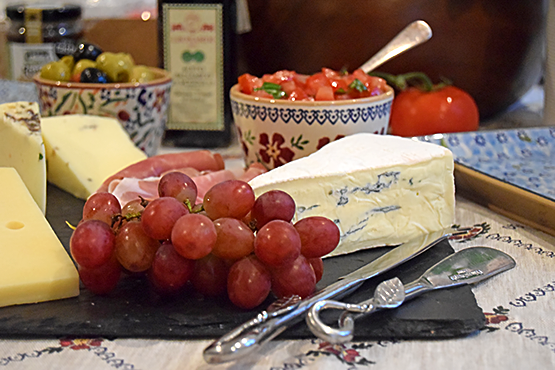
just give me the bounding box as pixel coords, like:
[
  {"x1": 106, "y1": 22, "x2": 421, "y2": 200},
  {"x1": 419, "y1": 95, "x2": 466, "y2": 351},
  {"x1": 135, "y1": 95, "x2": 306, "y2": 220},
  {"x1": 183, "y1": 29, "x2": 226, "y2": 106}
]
[{"x1": 370, "y1": 71, "x2": 449, "y2": 92}]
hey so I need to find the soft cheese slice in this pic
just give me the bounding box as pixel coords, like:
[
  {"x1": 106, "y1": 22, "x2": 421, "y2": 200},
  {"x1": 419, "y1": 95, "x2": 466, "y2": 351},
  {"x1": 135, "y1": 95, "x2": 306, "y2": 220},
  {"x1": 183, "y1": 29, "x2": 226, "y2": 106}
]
[
  {"x1": 41, "y1": 114, "x2": 147, "y2": 199},
  {"x1": 0, "y1": 167, "x2": 79, "y2": 307},
  {"x1": 0, "y1": 102, "x2": 46, "y2": 214},
  {"x1": 249, "y1": 133, "x2": 455, "y2": 257}
]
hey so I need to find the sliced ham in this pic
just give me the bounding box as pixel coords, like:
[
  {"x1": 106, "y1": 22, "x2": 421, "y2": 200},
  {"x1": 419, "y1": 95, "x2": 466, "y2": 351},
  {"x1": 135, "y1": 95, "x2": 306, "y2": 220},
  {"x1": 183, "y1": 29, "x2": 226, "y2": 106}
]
[
  {"x1": 238, "y1": 163, "x2": 268, "y2": 182},
  {"x1": 98, "y1": 150, "x2": 268, "y2": 206},
  {"x1": 193, "y1": 169, "x2": 236, "y2": 203},
  {"x1": 97, "y1": 151, "x2": 225, "y2": 193}
]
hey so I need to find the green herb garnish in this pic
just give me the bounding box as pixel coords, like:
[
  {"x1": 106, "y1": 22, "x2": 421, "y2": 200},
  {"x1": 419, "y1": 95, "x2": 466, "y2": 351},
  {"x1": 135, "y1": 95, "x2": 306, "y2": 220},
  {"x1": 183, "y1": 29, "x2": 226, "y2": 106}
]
[
  {"x1": 254, "y1": 82, "x2": 287, "y2": 99},
  {"x1": 349, "y1": 79, "x2": 367, "y2": 93}
]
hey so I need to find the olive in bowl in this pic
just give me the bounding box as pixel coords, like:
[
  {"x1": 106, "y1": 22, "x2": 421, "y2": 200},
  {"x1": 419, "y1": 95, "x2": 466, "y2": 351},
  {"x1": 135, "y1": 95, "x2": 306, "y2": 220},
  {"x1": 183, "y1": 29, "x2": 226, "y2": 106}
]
[
  {"x1": 39, "y1": 50, "x2": 155, "y2": 84},
  {"x1": 80, "y1": 68, "x2": 110, "y2": 83},
  {"x1": 73, "y1": 43, "x2": 103, "y2": 62}
]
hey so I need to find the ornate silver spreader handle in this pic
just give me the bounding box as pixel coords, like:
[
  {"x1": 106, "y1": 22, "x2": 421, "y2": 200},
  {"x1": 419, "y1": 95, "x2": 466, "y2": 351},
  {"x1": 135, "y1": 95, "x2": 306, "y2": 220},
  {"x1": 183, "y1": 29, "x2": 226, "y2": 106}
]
[{"x1": 306, "y1": 247, "x2": 516, "y2": 344}]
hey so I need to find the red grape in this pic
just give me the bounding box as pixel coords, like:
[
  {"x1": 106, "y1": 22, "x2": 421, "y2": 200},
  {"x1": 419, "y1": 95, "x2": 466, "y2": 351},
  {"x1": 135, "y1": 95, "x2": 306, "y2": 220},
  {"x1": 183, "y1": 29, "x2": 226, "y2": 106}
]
[
  {"x1": 295, "y1": 216, "x2": 340, "y2": 258},
  {"x1": 121, "y1": 198, "x2": 145, "y2": 218},
  {"x1": 191, "y1": 254, "x2": 229, "y2": 297},
  {"x1": 82, "y1": 192, "x2": 121, "y2": 225},
  {"x1": 227, "y1": 255, "x2": 271, "y2": 309},
  {"x1": 70, "y1": 220, "x2": 115, "y2": 268},
  {"x1": 212, "y1": 218, "x2": 255, "y2": 260},
  {"x1": 251, "y1": 190, "x2": 296, "y2": 229},
  {"x1": 203, "y1": 180, "x2": 255, "y2": 220},
  {"x1": 308, "y1": 257, "x2": 324, "y2": 283},
  {"x1": 254, "y1": 220, "x2": 301, "y2": 267},
  {"x1": 149, "y1": 242, "x2": 195, "y2": 294},
  {"x1": 158, "y1": 171, "x2": 198, "y2": 205},
  {"x1": 78, "y1": 255, "x2": 121, "y2": 295},
  {"x1": 115, "y1": 220, "x2": 160, "y2": 272},
  {"x1": 271, "y1": 255, "x2": 316, "y2": 299},
  {"x1": 171, "y1": 213, "x2": 217, "y2": 260},
  {"x1": 141, "y1": 197, "x2": 189, "y2": 240}
]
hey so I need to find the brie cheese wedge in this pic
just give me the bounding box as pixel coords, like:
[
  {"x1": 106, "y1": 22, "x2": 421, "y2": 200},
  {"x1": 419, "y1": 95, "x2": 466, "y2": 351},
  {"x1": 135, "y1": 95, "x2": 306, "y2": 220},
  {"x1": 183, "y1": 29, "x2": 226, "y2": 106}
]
[{"x1": 249, "y1": 133, "x2": 455, "y2": 257}]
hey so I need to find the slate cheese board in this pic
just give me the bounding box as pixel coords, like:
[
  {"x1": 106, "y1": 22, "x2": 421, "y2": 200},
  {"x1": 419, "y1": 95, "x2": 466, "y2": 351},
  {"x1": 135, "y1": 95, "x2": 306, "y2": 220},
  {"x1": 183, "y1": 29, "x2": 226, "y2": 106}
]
[{"x1": 0, "y1": 184, "x2": 486, "y2": 340}]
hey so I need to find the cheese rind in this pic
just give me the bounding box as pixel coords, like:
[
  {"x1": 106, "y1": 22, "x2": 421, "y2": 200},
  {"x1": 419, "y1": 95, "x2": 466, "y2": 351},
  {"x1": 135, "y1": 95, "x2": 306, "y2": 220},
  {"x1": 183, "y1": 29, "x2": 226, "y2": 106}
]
[
  {"x1": 0, "y1": 102, "x2": 46, "y2": 213},
  {"x1": 0, "y1": 168, "x2": 79, "y2": 307},
  {"x1": 41, "y1": 115, "x2": 147, "y2": 199},
  {"x1": 249, "y1": 133, "x2": 455, "y2": 257}
]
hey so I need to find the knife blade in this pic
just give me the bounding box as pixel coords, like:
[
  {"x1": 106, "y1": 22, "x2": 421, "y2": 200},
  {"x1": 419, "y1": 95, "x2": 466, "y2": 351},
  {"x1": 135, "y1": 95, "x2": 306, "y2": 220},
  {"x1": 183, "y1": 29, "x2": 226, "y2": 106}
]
[{"x1": 203, "y1": 228, "x2": 458, "y2": 364}]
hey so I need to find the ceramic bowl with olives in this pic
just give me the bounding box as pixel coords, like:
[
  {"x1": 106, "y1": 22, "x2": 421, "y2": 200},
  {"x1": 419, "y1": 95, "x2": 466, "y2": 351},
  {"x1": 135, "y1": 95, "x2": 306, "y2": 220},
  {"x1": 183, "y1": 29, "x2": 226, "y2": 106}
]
[{"x1": 33, "y1": 43, "x2": 172, "y2": 156}]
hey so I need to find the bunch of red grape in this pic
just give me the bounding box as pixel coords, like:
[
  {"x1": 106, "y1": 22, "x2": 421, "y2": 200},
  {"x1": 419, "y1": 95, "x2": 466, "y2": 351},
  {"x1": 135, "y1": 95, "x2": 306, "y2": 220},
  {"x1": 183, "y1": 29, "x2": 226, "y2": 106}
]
[{"x1": 70, "y1": 172, "x2": 340, "y2": 309}]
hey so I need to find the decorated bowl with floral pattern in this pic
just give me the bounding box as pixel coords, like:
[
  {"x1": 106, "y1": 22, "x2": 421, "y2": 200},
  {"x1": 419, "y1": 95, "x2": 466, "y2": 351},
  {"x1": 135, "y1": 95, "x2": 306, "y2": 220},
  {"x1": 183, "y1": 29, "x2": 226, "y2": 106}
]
[
  {"x1": 33, "y1": 67, "x2": 171, "y2": 157},
  {"x1": 230, "y1": 84, "x2": 394, "y2": 170}
]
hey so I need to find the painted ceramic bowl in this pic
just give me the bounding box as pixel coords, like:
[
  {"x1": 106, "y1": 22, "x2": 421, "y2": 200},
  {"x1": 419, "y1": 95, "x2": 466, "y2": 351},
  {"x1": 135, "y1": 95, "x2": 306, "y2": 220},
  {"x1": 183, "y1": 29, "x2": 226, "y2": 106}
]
[
  {"x1": 230, "y1": 84, "x2": 394, "y2": 170},
  {"x1": 33, "y1": 67, "x2": 171, "y2": 157}
]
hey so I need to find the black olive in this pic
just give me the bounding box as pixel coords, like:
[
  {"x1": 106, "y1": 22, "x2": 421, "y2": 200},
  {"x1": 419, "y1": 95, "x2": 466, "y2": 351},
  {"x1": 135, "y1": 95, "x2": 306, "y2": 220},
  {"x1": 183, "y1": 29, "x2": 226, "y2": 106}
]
[
  {"x1": 80, "y1": 68, "x2": 110, "y2": 83},
  {"x1": 73, "y1": 43, "x2": 103, "y2": 62}
]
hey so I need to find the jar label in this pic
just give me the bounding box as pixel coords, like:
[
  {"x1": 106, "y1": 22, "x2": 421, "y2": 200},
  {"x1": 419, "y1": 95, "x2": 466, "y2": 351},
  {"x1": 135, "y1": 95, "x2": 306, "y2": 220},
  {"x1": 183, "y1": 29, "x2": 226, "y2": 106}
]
[
  {"x1": 162, "y1": 3, "x2": 224, "y2": 131},
  {"x1": 24, "y1": 8, "x2": 43, "y2": 43},
  {"x1": 8, "y1": 43, "x2": 58, "y2": 81}
]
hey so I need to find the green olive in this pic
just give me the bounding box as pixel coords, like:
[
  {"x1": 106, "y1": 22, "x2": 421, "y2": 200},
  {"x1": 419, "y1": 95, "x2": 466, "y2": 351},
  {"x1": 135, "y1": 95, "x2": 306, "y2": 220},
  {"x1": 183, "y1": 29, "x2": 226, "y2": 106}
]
[
  {"x1": 129, "y1": 65, "x2": 155, "y2": 83},
  {"x1": 95, "y1": 52, "x2": 135, "y2": 83},
  {"x1": 60, "y1": 55, "x2": 75, "y2": 71},
  {"x1": 40, "y1": 60, "x2": 71, "y2": 82},
  {"x1": 71, "y1": 59, "x2": 97, "y2": 82}
]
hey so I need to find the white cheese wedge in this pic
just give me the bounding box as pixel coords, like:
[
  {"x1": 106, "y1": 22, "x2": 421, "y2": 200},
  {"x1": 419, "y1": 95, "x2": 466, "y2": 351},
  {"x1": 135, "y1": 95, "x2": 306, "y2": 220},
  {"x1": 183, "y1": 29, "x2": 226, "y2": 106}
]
[
  {"x1": 0, "y1": 102, "x2": 46, "y2": 214},
  {"x1": 0, "y1": 167, "x2": 79, "y2": 307},
  {"x1": 41, "y1": 114, "x2": 147, "y2": 199},
  {"x1": 249, "y1": 133, "x2": 455, "y2": 257}
]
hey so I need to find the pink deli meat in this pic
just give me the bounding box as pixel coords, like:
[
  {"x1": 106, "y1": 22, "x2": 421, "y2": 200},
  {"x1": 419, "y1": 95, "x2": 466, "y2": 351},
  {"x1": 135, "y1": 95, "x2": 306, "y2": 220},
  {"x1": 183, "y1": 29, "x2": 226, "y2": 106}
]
[
  {"x1": 97, "y1": 151, "x2": 225, "y2": 193},
  {"x1": 100, "y1": 152, "x2": 268, "y2": 206}
]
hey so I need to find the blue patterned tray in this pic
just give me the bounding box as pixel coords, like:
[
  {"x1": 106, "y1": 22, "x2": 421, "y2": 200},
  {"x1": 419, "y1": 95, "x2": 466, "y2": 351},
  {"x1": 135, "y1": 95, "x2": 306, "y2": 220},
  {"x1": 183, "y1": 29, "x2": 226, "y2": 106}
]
[{"x1": 417, "y1": 127, "x2": 555, "y2": 202}]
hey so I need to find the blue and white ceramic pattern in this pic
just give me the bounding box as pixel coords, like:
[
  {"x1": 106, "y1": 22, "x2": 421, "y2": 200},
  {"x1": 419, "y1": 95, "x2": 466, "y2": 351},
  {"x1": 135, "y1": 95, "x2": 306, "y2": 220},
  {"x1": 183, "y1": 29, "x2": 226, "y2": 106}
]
[
  {"x1": 230, "y1": 84, "x2": 394, "y2": 170},
  {"x1": 417, "y1": 127, "x2": 555, "y2": 200}
]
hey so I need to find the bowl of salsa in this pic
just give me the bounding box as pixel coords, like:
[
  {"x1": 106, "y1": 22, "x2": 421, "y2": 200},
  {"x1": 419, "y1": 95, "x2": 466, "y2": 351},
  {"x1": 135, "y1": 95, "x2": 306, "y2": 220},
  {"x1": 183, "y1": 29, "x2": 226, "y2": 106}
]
[{"x1": 230, "y1": 68, "x2": 394, "y2": 170}]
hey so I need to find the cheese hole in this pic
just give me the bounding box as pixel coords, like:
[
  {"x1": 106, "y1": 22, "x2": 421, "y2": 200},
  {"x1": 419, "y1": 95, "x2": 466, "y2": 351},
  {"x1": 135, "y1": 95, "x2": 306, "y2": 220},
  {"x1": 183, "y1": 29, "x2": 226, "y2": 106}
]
[{"x1": 6, "y1": 221, "x2": 25, "y2": 230}]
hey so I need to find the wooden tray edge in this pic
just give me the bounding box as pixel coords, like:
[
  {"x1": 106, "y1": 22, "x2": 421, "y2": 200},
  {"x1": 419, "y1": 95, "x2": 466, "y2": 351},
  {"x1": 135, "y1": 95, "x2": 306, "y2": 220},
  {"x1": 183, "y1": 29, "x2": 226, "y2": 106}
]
[{"x1": 454, "y1": 163, "x2": 555, "y2": 237}]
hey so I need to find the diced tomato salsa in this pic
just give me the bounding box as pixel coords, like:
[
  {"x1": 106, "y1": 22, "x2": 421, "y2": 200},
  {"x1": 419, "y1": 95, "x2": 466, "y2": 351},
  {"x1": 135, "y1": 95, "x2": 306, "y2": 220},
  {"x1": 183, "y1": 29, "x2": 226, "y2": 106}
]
[{"x1": 237, "y1": 68, "x2": 388, "y2": 101}]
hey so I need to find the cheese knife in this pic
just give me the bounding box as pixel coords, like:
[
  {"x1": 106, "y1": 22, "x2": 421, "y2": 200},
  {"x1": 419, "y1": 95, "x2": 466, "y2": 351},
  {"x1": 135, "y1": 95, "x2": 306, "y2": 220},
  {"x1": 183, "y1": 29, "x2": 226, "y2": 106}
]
[{"x1": 203, "y1": 228, "x2": 462, "y2": 364}]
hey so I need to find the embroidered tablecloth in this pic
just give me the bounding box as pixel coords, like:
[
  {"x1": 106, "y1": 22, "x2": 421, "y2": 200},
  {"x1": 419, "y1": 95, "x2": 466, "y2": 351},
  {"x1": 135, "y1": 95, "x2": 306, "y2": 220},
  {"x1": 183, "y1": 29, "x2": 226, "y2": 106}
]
[
  {"x1": 1, "y1": 85, "x2": 553, "y2": 369},
  {"x1": 1, "y1": 196, "x2": 554, "y2": 369}
]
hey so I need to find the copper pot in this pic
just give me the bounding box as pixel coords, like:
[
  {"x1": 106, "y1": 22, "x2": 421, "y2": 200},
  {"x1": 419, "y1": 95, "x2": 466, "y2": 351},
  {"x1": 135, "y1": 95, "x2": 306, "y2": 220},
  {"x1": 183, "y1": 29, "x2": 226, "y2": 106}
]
[{"x1": 239, "y1": 0, "x2": 547, "y2": 119}]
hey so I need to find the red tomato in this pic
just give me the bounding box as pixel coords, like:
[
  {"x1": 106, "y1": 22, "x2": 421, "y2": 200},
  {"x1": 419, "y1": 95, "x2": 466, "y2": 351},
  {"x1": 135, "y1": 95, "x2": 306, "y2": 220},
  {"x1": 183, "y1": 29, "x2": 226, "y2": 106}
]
[
  {"x1": 262, "y1": 70, "x2": 295, "y2": 84},
  {"x1": 238, "y1": 73, "x2": 262, "y2": 94},
  {"x1": 315, "y1": 86, "x2": 334, "y2": 101},
  {"x1": 305, "y1": 72, "x2": 330, "y2": 96},
  {"x1": 389, "y1": 86, "x2": 479, "y2": 137}
]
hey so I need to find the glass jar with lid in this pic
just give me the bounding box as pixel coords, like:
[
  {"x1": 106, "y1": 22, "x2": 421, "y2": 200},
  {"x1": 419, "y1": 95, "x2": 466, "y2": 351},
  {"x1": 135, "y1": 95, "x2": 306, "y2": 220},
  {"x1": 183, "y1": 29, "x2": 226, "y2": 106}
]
[{"x1": 5, "y1": 4, "x2": 83, "y2": 81}]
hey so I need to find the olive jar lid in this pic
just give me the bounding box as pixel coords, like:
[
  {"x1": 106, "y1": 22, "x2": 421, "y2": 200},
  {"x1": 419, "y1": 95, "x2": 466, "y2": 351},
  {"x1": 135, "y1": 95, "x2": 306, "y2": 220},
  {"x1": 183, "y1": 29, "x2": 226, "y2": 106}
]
[{"x1": 6, "y1": 4, "x2": 82, "y2": 22}]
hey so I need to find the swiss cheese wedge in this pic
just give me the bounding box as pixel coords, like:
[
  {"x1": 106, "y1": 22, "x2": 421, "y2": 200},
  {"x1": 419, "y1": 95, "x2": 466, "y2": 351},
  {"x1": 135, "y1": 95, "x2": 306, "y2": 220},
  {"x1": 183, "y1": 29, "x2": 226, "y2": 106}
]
[
  {"x1": 0, "y1": 167, "x2": 79, "y2": 307},
  {"x1": 41, "y1": 114, "x2": 147, "y2": 199}
]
